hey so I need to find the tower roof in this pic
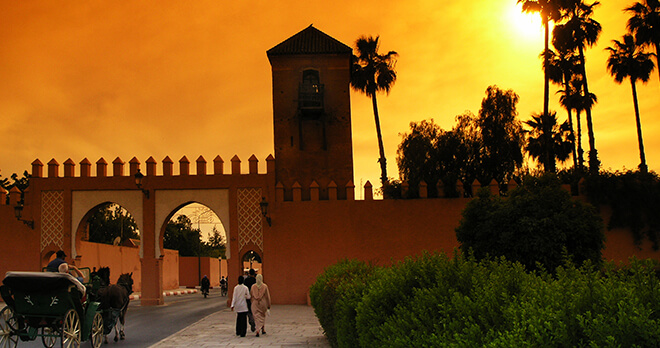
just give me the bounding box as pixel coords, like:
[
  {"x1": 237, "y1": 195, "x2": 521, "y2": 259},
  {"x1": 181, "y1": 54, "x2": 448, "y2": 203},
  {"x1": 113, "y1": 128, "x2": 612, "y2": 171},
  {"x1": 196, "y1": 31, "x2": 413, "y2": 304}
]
[{"x1": 267, "y1": 25, "x2": 352, "y2": 56}]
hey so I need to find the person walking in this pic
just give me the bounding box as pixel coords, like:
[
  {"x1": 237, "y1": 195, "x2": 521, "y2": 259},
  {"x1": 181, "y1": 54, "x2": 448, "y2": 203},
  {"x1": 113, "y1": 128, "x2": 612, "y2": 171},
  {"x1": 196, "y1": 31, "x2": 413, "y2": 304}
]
[
  {"x1": 220, "y1": 276, "x2": 227, "y2": 296},
  {"x1": 243, "y1": 269, "x2": 257, "y2": 332},
  {"x1": 200, "y1": 275, "x2": 210, "y2": 297},
  {"x1": 230, "y1": 276, "x2": 250, "y2": 337},
  {"x1": 249, "y1": 274, "x2": 271, "y2": 337}
]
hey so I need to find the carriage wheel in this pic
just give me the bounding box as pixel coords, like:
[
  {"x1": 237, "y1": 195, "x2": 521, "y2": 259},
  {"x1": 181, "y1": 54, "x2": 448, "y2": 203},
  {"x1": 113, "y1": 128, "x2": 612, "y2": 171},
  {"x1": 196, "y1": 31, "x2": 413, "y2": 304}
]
[
  {"x1": 41, "y1": 326, "x2": 57, "y2": 348},
  {"x1": 0, "y1": 306, "x2": 18, "y2": 348},
  {"x1": 89, "y1": 313, "x2": 103, "y2": 348},
  {"x1": 60, "y1": 310, "x2": 80, "y2": 348}
]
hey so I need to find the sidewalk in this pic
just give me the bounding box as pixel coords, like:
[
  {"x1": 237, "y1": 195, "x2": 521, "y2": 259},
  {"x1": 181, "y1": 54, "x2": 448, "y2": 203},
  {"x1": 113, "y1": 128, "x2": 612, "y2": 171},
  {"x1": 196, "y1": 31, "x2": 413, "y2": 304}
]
[
  {"x1": 149, "y1": 305, "x2": 330, "y2": 347},
  {"x1": 129, "y1": 288, "x2": 197, "y2": 301}
]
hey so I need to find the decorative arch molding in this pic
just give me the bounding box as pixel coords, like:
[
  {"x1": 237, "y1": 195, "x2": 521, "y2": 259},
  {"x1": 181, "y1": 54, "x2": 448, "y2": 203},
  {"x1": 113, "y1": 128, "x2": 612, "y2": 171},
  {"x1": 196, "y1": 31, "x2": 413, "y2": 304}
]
[
  {"x1": 155, "y1": 189, "x2": 230, "y2": 259},
  {"x1": 71, "y1": 190, "x2": 144, "y2": 258}
]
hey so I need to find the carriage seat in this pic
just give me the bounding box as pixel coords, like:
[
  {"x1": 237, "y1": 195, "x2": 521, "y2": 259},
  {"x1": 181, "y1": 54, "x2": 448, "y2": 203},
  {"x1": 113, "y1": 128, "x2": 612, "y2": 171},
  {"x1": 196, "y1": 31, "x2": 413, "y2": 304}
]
[{"x1": 3, "y1": 271, "x2": 86, "y2": 296}]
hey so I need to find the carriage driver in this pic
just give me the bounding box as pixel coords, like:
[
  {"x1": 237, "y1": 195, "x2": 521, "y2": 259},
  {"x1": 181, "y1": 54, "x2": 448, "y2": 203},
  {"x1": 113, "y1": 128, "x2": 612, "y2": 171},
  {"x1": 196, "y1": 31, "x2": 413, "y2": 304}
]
[
  {"x1": 48, "y1": 250, "x2": 85, "y2": 284},
  {"x1": 46, "y1": 250, "x2": 68, "y2": 272},
  {"x1": 58, "y1": 263, "x2": 85, "y2": 284}
]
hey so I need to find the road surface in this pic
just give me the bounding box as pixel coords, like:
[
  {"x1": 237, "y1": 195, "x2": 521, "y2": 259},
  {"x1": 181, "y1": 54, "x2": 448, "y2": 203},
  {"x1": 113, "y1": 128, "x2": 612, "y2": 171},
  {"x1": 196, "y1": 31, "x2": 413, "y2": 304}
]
[{"x1": 13, "y1": 288, "x2": 227, "y2": 347}]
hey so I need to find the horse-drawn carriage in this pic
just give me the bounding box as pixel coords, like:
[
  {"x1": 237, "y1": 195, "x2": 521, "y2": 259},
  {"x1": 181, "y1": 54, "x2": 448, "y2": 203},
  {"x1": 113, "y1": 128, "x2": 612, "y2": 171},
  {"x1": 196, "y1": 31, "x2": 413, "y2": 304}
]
[{"x1": 0, "y1": 271, "x2": 104, "y2": 348}]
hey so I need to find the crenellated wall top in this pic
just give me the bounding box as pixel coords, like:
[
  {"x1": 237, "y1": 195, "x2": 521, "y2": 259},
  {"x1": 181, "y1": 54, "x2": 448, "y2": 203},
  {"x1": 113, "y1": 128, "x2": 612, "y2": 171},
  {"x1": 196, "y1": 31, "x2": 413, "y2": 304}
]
[{"x1": 31, "y1": 154, "x2": 275, "y2": 179}]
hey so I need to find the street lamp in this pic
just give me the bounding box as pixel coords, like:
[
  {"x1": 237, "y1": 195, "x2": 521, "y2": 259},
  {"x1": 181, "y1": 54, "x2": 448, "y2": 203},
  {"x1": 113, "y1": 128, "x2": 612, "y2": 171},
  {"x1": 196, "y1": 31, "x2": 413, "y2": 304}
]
[
  {"x1": 14, "y1": 202, "x2": 34, "y2": 229},
  {"x1": 259, "y1": 197, "x2": 271, "y2": 226},
  {"x1": 134, "y1": 169, "x2": 150, "y2": 198}
]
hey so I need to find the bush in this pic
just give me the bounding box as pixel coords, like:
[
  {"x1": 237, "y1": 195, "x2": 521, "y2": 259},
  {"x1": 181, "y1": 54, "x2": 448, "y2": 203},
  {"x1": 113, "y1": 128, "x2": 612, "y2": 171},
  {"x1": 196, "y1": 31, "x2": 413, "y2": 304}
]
[
  {"x1": 354, "y1": 253, "x2": 531, "y2": 347},
  {"x1": 309, "y1": 259, "x2": 376, "y2": 347},
  {"x1": 583, "y1": 170, "x2": 660, "y2": 249},
  {"x1": 456, "y1": 174, "x2": 604, "y2": 271},
  {"x1": 311, "y1": 255, "x2": 660, "y2": 347}
]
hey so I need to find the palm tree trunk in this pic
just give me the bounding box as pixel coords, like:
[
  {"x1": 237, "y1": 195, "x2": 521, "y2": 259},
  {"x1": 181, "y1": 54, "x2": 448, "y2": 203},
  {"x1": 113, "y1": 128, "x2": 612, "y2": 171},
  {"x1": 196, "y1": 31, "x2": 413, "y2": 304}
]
[
  {"x1": 578, "y1": 46, "x2": 599, "y2": 173},
  {"x1": 576, "y1": 109, "x2": 584, "y2": 171},
  {"x1": 371, "y1": 94, "x2": 388, "y2": 185},
  {"x1": 566, "y1": 109, "x2": 577, "y2": 170},
  {"x1": 563, "y1": 76, "x2": 578, "y2": 170},
  {"x1": 542, "y1": 16, "x2": 555, "y2": 172},
  {"x1": 630, "y1": 79, "x2": 648, "y2": 173}
]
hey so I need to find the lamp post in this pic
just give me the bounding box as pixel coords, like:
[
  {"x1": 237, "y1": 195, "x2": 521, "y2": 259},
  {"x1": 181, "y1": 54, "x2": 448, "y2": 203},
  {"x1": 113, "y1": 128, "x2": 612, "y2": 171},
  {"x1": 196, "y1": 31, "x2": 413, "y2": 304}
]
[
  {"x1": 259, "y1": 197, "x2": 271, "y2": 226},
  {"x1": 14, "y1": 202, "x2": 34, "y2": 229},
  {"x1": 134, "y1": 169, "x2": 150, "y2": 198}
]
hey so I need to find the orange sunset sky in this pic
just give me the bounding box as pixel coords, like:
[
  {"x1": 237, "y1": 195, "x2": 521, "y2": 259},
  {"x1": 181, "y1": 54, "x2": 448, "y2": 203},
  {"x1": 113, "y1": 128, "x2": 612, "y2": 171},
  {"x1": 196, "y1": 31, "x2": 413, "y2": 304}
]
[{"x1": 1, "y1": 0, "x2": 658, "y2": 191}]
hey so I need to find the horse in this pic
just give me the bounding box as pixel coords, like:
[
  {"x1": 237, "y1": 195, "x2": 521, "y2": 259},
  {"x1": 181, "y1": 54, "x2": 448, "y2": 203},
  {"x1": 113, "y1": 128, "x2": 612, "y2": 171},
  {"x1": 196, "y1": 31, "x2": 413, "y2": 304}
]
[
  {"x1": 91, "y1": 266, "x2": 111, "y2": 287},
  {"x1": 98, "y1": 272, "x2": 133, "y2": 343}
]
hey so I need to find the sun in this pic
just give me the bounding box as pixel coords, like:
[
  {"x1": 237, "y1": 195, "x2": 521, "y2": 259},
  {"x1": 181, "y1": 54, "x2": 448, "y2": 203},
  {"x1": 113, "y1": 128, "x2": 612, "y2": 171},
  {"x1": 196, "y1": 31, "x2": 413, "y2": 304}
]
[{"x1": 508, "y1": 4, "x2": 545, "y2": 41}]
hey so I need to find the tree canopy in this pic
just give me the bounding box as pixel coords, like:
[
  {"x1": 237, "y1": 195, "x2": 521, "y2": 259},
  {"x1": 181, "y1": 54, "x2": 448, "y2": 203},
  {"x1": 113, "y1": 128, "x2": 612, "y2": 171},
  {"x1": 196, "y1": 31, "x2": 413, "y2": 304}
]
[
  {"x1": 394, "y1": 86, "x2": 524, "y2": 197},
  {"x1": 164, "y1": 214, "x2": 226, "y2": 258},
  {"x1": 86, "y1": 203, "x2": 139, "y2": 245},
  {"x1": 0, "y1": 171, "x2": 30, "y2": 204},
  {"x1": 455, "y1": 174, "x2": 604, "y2": 271}
]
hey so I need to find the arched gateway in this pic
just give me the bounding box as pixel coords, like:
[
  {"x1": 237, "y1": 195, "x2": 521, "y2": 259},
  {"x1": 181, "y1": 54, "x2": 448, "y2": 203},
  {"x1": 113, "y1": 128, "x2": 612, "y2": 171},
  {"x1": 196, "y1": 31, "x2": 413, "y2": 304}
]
[{"x1": 29, "y1": 155, "x2": 274, "y2": 305}]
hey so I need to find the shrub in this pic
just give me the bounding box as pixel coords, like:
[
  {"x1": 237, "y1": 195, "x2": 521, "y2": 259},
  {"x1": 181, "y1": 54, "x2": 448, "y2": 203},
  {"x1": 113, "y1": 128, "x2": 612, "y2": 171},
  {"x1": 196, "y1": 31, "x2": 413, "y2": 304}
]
[
  {"x1": 354, "y1": 253, "x2": 531, "y2": 347},
  {"x1": 309, "y1": 259, "x2": 376, "y2": 347},
  {"x1": 583, "y1": 170, "x2": 660, "y2": 249},
  {"x1": 456, "y1": 174, "x2": 604, "y2": 271},
  {"x1": 312, "y1": 255, "x2": 660, "y2": 347}
]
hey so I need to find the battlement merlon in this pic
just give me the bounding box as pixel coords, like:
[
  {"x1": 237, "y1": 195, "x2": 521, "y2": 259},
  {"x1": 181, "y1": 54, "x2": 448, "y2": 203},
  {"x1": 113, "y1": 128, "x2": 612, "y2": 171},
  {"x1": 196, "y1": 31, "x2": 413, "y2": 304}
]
[{"x1": 31, "y1": 154, "x2": 276, "y2": 178}]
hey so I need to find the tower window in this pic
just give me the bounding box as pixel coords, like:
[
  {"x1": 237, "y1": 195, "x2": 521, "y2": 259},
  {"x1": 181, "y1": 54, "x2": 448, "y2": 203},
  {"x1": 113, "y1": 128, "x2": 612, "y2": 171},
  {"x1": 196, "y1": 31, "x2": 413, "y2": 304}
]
[{"x1": 299, "y1": 69, "x2": 324, "y2": 115}]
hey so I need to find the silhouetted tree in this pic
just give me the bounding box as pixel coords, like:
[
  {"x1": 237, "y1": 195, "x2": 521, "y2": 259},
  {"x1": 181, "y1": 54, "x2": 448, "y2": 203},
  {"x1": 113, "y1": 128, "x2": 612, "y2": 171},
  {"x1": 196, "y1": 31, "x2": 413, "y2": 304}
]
[
  {"x1": 204, "y1": 226, "x2": 227, "y2": 259},
  {"x1": 477, "y1": 86, "x2": 525, "y2": 183},
  {"x1": 86, "y1": 203, "x2": 139, "y2": 244},
  {"x1": 558, "y1": 77, "x2": 592, "y2": 170},
  {"x1": 452, "y1": 112, "x2": 483, "y2": 187},
  {"x1": 607, "y1": 34, "x2": 655, "y2": 173},
  {"x1": 164, "y1": 215, "x2": 201, "y2": 257},
  {"x1": 553, "y1": 0, "x2": 602, "y2": 173},
  {"x1": 395, "y1": 87, "x2": 524, "y2": 198},
  {"x1": 518, "y1": 0, "x2": 561, "y2": 173},
  {"x1": 0, "y1": 171, "x2": 30, "y2": 204},
  {"x1": 525, "y1": 111, "x2": 574, "y2": 170},
  {"x1": 626, "y1": 0, "x2": 660, "y2": 86},
  {"x1": 351, "y1": 35, "x2": 398, "y2": 186},
  {"x1": 546, "y1": 47, "x2": 581, "y2": 169},
  {"x1": 164, "y1": 215, "x2": 225, "y2": 257},
  {"x1": 396, "y1": 119, "x2": 478, "y2": 197}
]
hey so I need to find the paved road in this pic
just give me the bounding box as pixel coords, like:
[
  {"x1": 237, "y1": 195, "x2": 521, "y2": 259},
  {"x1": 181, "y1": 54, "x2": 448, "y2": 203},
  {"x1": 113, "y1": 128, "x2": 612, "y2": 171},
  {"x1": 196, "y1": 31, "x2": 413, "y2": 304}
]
[{"x1": 13, "y1": 288, "x2": 227, "y2": 347}]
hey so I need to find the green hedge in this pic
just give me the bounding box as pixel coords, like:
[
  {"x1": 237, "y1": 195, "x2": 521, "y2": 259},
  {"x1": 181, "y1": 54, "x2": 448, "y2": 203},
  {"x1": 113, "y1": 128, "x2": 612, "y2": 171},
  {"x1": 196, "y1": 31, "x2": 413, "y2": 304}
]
[
  {"x1": 310, "y1": 254, "x2": 660, "y2": 347},
  {"x1": 309, "y1": 259, "x2": 377, "y2": 347}
]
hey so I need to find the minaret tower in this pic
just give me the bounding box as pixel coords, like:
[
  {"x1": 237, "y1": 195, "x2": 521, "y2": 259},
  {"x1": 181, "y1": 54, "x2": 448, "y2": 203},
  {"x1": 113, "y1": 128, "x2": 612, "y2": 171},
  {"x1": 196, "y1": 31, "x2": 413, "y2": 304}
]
[{"x1": 267, "y1": 25, "x2": 354, "y2": 200}]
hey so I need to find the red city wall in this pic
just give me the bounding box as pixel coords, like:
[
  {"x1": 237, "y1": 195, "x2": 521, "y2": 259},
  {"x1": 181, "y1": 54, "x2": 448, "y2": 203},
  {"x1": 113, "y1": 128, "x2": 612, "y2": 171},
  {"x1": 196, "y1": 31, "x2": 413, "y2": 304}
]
[
  {"x1": 72, "y1": 241, "x2": 180, "y2": 292},
  {"x1": 0, "y1": 206, "x2": 40, "y2": 274},
  {"x1": 262, "y1": 198, "x2": 468, "y2": 304},
  {"x1": 261, "y1": 196, "x2": 660, "y2": 304},
  {"x1": 77, "y1": 241, "x2": 142, "y2": 290},
  {"x1": 179, "y1": 256, "x2": 220, "y2": 288},
  {"x1": 1, "y1": 191, "x2": 660, "y2": 305}
]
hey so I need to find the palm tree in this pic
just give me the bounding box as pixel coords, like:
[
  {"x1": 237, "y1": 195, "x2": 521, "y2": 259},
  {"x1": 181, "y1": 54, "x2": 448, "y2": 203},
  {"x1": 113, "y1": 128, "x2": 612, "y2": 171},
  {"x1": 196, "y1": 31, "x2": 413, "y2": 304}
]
[
  {"x1": 518, "y1": 0, "x2": 561, "y2": 172},
  {"x1": 525, "y1": 111, "x2": 574, "y2": 170},
  {"x1": 545, "y1": 48, "x2": 581, "y2": 169},
  {"x1": 606, "y1": 34, "x2": 655, "y2": 173},
  {"x1": 553, "y1": 0, "x2": 602, "y2": 173},
  {"x1": 626, "y1": 0, "x2": 660, "y2": 86},
  {"x1": 350, "y1": 35, "x2": 398, "y2": 186},
  {"x1": 558, "y1": 77, "x2": 589, "y2": 170}
]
